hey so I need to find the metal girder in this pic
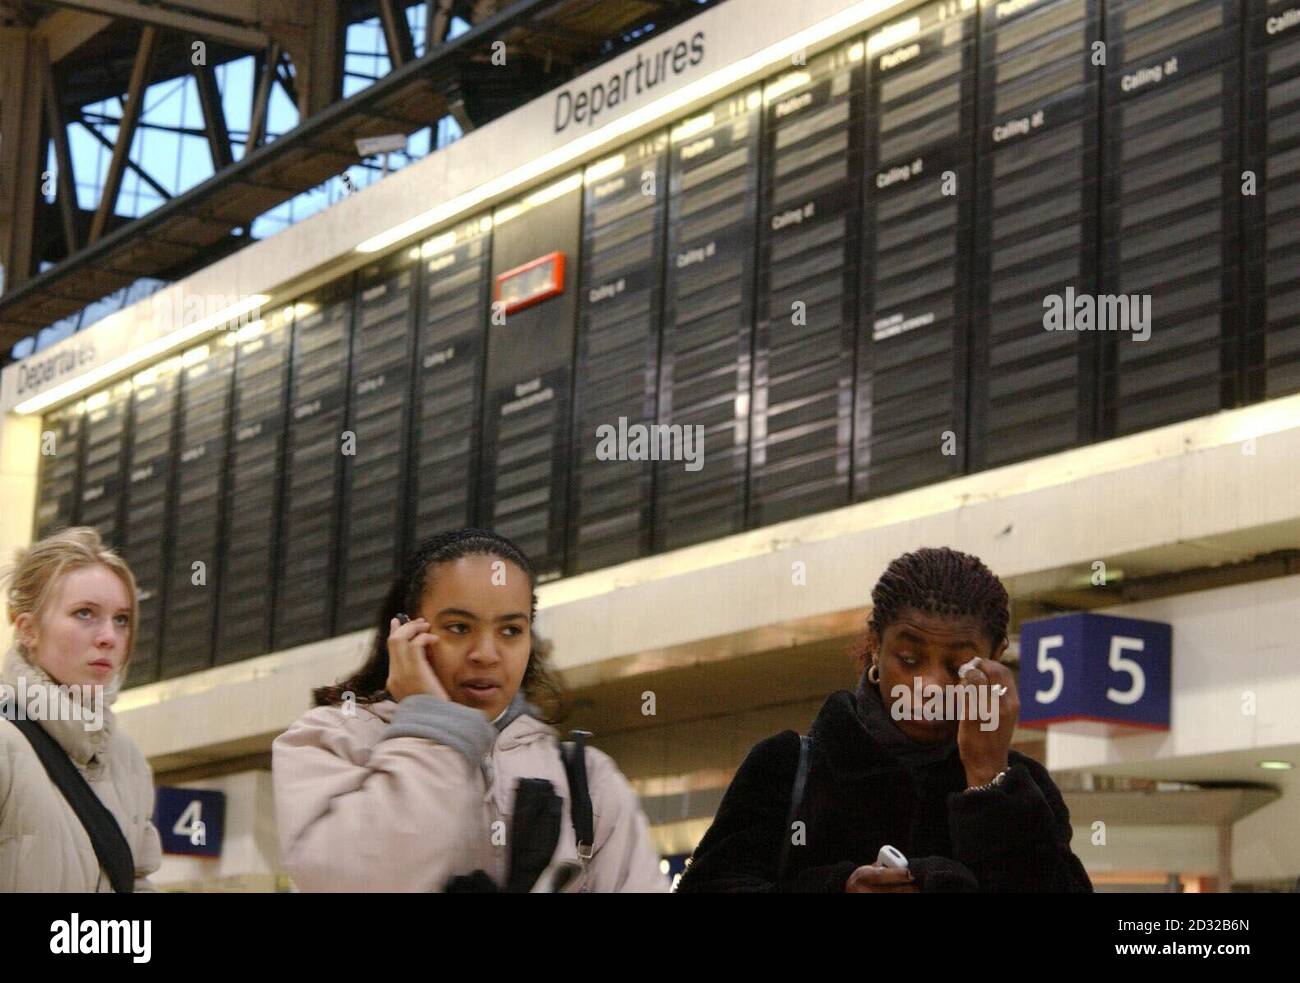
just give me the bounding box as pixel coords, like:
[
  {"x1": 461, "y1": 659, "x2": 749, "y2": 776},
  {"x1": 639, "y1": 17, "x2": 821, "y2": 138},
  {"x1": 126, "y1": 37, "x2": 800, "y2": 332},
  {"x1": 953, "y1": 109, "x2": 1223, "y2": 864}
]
[
  {"x1": 88, "y1": 24, "x2": 158, "y2": 243},
  {"x1": 42, "y1": 0, "x2": 270, "y2": 51},
  {"x1": 0, "y1": 27, "x2": 45, "y2": 291},
  {"x1": 35, "y1": 8, "x2": 112, "y2": 63},
  {"x1": 40, "y1": 43, "x2": 80, "y2": 255},
  {"x1": 192, "y1": 62, "x2": 233, "y2": 170},
  {"x1": 246, "y1": 41, "x2": 283, "y2": 151},
  {"x1": 378, "y1": 0, "x2": 416, "y2": 68},
  {"x1": 426, "y1": 0, "x2": 454, "y2": 50}
]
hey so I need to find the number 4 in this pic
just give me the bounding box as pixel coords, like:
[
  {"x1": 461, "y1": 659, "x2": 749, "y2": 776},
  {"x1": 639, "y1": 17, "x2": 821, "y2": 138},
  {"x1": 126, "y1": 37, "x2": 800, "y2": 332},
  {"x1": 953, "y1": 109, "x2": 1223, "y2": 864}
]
[{"x1": 173, "y1": 800, "x2": 206, "y2": 846}]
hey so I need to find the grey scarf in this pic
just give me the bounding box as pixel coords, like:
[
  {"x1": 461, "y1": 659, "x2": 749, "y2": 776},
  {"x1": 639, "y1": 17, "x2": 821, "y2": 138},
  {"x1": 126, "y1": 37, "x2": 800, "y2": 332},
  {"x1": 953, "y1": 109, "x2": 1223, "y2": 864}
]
[{"x1": 492, "y1": 689, "x2": 538, "y2": 732}]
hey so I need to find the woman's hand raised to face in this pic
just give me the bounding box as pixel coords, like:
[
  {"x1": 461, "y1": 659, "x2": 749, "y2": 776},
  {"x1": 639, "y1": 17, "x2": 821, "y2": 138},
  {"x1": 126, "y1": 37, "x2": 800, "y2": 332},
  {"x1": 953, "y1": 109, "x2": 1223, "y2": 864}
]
[
  {"x1": 845, "y1": 865, "x2": 919, "y2": 893},
  {"x1": 955, "y1": 655, "x2": 1019, "y2": 788},
  {"x1": 385, "y1": 616, "x2": 450, "y2": 703}
]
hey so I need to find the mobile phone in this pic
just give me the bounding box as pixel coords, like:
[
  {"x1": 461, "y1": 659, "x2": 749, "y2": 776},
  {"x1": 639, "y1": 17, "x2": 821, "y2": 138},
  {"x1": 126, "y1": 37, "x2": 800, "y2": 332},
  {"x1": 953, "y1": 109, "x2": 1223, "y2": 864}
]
[
  {"x1": 876, "y1": 844, "x2": 908, "y2": 870},
  {"x1": 395, "y1": 612, "x2": 411, "y2": 625}
]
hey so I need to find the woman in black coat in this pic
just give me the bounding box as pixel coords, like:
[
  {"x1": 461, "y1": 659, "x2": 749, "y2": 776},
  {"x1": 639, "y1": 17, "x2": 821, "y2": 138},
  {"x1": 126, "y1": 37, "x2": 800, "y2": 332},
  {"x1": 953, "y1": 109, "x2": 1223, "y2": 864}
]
[{"x1": 676, "y1": 547, "x2": 1092, "y2": 894}]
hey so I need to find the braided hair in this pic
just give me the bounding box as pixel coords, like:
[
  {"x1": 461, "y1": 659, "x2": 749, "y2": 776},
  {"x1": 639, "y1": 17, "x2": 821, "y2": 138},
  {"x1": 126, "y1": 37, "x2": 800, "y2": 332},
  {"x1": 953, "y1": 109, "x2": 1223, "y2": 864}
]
[
  {"x1": 313, "y1": 528, "x2": 565, "y2": 720},
  {"x1": 863, "y1": 547, "x2": 1009, "y2": 660}
]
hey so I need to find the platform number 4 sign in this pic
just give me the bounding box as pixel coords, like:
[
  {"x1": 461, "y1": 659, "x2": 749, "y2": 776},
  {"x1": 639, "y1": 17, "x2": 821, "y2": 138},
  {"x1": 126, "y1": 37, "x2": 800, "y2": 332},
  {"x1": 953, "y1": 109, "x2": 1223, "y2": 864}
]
[{"x1": 154, "y1": 787, "x2": 226, "y2": 858}]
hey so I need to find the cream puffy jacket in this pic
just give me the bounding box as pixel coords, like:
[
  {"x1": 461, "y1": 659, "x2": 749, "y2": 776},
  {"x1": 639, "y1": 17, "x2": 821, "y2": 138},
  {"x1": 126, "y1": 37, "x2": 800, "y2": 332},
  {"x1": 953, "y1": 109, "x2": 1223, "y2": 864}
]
[
  {"x1": 0, "y1": 645, "x2": 161, "y2": 891},
  {"x1": 272, "y1": 694, "x2": 669, "y2": 892}
]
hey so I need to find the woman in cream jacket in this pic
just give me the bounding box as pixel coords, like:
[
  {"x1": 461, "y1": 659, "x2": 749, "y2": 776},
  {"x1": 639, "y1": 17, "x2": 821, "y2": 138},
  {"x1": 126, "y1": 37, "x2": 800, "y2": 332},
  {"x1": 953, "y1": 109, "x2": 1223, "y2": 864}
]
[
  {"x1": 273, "y1": 528, "x2": 668, "y2": 893},
  {"x1": 0, "y1": 527, "x2": 161, "y2": 892}
]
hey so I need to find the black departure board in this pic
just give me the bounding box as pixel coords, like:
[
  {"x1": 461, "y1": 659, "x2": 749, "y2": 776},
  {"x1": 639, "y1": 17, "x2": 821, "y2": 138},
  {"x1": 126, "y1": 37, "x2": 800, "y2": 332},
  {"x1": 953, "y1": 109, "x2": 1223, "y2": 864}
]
[
  {"x1": 570, "y1": 136, "x2": 668, "y2": 571},
  {"x1": 275, "y1": 287, "x2": 352, "y2": 650},
  {"x1": 34, "y1": 405, "x2": 83, "y2": 539},
  {"x1": 160, "y1": 338, "x2": 234, "y2": 677},
  {"x1": 972, "y1": 0, "x2": 1101, "y2": 469},
  {"x1": 337, "y1": 252, "x2": 418, "y2": 633},
  {"x1": 217, "y1": 308, "x2": 291, "y2": 664},
  {"x1": 751, "y1": 44, "x2": 862, "y2": 526},
  {"x1": 481, "y1": 368, "x2": 573, "y2": 577},
  {"x1": 77, "y1": 382, "x2": 131, "y2": 550},
  {"x1": 858, "y1": 0, "x2": 977, "y2": 498},
  {"x1": 411, "y1": 217, "x2": 491, "y2": 543},
  {"x1": 122, "y1": 360, "x2": 180, "y2": 687},
  {"x1": 1103, "y1": 0, "x2": 1241, "y2": 435},
  {"x1": 480, "y1": 179, "x2": 582, "y2": 581},
  {"x1": 1246, "y1": 0, "x2": 1300, "y2": 400},
  {"x1": 657, "y1": 87, "x2": 762, "y2": 549}
]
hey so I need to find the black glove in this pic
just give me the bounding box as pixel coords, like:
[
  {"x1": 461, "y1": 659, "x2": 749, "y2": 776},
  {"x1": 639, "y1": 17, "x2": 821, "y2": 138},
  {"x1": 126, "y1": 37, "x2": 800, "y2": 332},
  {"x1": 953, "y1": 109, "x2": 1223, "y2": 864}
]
[{"x1": 907, "y1": 856, "x2": 979, "y2": 892}]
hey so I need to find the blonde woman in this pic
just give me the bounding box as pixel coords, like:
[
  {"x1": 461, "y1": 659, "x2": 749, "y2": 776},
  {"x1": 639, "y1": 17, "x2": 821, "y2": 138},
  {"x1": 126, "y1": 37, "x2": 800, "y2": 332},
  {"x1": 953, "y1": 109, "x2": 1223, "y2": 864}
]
[{"x1": 0, "y1": 527, "x2": 161, "y2": 891}]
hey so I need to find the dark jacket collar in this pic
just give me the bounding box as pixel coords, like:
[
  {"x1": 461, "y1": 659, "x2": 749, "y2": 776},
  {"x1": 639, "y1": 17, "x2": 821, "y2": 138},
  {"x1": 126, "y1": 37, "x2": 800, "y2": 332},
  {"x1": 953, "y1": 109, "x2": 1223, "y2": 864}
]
[{"x1": 807, "y1": 684, "x2": 962, "y2": 776}]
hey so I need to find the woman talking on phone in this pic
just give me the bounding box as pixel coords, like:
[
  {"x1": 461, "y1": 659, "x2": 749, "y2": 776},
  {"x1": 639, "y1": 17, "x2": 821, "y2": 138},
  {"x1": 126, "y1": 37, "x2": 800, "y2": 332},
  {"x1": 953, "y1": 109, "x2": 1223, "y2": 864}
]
[
  {"x1": 676, "y1": 547, "x2": 1092, "y2": 894},
  {"x1": 272, "y1": 528, "x2": 667, "y2": 892}
]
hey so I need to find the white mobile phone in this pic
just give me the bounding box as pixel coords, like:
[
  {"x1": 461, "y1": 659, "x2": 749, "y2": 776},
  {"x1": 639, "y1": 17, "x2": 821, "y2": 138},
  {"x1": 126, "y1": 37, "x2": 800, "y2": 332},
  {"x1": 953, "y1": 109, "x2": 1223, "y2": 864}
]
[{"x1": 876, "y1": 844, "x2": 908, "y2": 870}]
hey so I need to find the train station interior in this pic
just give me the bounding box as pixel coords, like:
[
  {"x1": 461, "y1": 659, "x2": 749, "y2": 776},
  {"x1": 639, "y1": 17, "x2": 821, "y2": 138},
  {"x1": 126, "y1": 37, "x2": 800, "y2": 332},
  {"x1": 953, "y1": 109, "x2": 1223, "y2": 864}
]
[{"x1": 1, "y1": 0, "x2": 1298, "y2": 892}]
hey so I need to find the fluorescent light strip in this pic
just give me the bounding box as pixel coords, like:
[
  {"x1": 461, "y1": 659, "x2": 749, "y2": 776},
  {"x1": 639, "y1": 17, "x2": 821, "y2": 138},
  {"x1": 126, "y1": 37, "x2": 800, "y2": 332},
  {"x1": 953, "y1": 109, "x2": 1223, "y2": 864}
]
[
  {"x1": 764, "y1": 70, "x2": 812, "y2": 103},
  {"x1": 354, "y1": 0, "x2": 905, "y2": 255},
  {"x1": 584, "y1": 153, "x2": 627, "y2": 184},
  {"x1": 13, "y1": 294, "x2": 268, "y2": 415}
]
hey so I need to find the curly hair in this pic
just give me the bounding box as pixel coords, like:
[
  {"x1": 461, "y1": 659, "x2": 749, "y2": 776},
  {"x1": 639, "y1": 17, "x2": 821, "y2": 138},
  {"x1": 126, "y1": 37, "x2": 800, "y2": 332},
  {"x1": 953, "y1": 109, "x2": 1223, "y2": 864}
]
[
  {"x1": 863, "y1": 546, "x2": 1009, "y2": 658},
  {"x1": 313, "y1": 528, "x2": 565, "y2": 721}
]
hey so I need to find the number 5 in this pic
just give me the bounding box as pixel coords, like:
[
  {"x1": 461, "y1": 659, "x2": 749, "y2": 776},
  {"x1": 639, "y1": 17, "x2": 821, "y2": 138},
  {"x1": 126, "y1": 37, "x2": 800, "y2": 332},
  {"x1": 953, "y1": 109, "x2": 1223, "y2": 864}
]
[
  {"x1": 1106, "y1": 636, "x2": 1145, "y2": 705},
  {"x1": 1035, "y1": 635, "x2": 1064, "y2": 704}
]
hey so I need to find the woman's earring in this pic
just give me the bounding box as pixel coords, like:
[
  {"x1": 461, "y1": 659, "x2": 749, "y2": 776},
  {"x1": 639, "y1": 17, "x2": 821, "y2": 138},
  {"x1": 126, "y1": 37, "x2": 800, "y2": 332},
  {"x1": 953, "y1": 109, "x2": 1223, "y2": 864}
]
[{"x1": 867, "y1": 662, "x2": 880, "y2": 685}]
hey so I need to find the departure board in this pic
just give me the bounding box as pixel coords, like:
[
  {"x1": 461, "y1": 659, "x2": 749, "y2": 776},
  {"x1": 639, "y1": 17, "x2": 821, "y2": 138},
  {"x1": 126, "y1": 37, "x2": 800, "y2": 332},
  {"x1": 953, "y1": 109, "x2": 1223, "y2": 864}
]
[
  {"x1": 160, "y1": 337, "x2": 234, "y2": 677},
  {"x1": 1103, "y1": 0, "x2": 1241, "y2": 435},
  {"x1": 1246, "y1": 0, "x2": 1300, "y2": 400},
  {"x1": 480, "y1": 178, "x2": 582, "y2": 581},
  {"x1": 481, "y1": 367, "x2": 573, "y2": 578},
  {"x1": 411, "y1": 216, "x2": 492, "y2": 541},
  {"x1": 217, "y1": 308, "x2": 291, "y2": 664},
  {"x1": 751, "y1": 43, "x2": 862, "y2": 526},
  {"x1": 34, "y1": 404, "x2": 83, "y2": 539},
  {"x1": 972, "y1": 0, "x2": 1101, "y2": 469},
  {"x1": 570, "y1": 136, "x2": 668, "y2": 571},
  {"x1": 122, "y1": 359, "x2": 180, "y2": 687},
  {"x1": 658, "y1": 87, "x2": 762, "y2": 549},
  {"x1": 337, "y1": 252, "x2": 418, "y2": 633},
  {"x1": 275, "y1": 286, "x2": 352, "y2": 649},
  {"x1": 858, "y1": 0, "x2": 977, "y2": 497},
  {"x1": 78, "y1": 381, "x2": 132, "y2": 550}
]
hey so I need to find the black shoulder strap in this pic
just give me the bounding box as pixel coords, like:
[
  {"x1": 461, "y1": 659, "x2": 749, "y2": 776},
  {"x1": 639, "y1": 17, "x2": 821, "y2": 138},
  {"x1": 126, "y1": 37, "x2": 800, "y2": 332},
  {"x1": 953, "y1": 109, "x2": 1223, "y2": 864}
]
[
  {"x1": 10, "y1": 718, "x2": 135, "y2": 893},
  {"x1": 777, "y1": 733, "x2": 812, "y2": 890},
  {"x1": 558, "y1": 729, "x2": 594, "y2": 861}
]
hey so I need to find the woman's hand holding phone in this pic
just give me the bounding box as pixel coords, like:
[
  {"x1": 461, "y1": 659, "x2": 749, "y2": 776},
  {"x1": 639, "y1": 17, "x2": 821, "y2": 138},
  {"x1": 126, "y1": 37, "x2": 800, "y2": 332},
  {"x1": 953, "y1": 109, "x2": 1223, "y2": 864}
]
[
  {"x1": 386, "y1": 615, "x2": 450, "y2": 703},
  {"x1": 844, "y1": 864, "x2": 918, "y2": 893}
]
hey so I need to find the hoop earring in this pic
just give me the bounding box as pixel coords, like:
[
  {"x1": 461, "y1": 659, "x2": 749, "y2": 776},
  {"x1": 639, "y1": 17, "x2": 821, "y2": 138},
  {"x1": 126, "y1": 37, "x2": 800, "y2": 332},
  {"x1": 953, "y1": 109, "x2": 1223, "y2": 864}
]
[{"x1": 867, "y1": 662, "x2": 880, "y2": 685}]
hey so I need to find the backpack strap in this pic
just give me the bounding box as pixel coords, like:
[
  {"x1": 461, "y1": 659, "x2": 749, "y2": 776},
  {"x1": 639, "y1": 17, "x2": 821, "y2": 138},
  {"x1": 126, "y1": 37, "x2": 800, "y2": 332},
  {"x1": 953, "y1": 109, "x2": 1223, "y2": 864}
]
[
  {"x1": 558, "y1": 729, "x2": 595, "y2": 862},
  {"x1": 10, "y1": 718, "x2": 135, "y2": 893},
  {"x1": 777, "y1": 733, "x2": 812, "y2": 891}
]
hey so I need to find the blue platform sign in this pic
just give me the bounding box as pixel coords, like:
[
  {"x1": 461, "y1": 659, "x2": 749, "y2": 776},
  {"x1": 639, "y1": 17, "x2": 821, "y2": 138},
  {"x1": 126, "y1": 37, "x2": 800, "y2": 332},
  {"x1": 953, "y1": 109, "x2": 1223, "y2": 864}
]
[
  {"x1": 1018, "y1": 612, "x2": 1171, "y2": 732},
  {"x1": 154, "y1": 787, "x2": 226, "y2": 858}
]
